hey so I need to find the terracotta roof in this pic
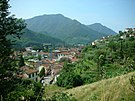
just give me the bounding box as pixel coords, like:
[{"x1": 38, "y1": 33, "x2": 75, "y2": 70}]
[
  {"x1": 53, "y1": 64, "x2": 63, "y2": 69},
  {"x1": 42, "y1": 59, "x2": 55, "y2": 64},
  {"x1": 39, "y1": 52, "x2": 50, "y2": 55},
  {"x1": 57, "y1": 52, "x2": 70, "y2": 55},
  {"x1": 26, "y1": 69, "x2": 38, "y2": 74},
  {"x1": 20, "y1": 66, "x2": 38, "y2": 74},
  {"x1": 17, "y1": 74, "x2": 28, "y2": 78},
  {"x1": 42, "y1": 64, "x2": 50, "y2": 67}
]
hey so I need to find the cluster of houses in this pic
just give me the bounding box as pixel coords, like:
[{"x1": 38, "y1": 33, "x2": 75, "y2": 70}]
[
  {"x1": 91, "y1": 35, "x2": 111, "y2": 47},
  {"x1": 124, "y1": 28, "x2": 135, "y2": 32},
  {"x1": 124, "y1": 28, "x2": 135, "y2": 38},
  {"x1": 16, "y1": 46, "x2": 82, "y2": 85},
  {"x1": 91, "y1": 28, "x2": 135, "y2": 47}
]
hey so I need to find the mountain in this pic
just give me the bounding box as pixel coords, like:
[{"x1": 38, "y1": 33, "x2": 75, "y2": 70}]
[
  {"x1": 14, "y1": 28, "x2": 65, "y2": 48},
  {"x1": 87, "y1": 23, "x2": 117, "y2": 35},
  {"x1": 26, "y1": 14, "x2": 108, "y2": 44}
]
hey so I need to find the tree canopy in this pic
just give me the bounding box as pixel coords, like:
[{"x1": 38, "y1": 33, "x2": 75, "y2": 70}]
[{"x1": 0, "y1": 1, "x2": 43, "y2": 100}]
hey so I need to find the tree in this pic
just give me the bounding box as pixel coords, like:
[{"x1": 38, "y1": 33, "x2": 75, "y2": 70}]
[
  {"x1": 119, "y1": 31, "x2": 124, "y2": 36},
  {"x1": 108, "y1": 41, "x2": 118, "y2": 52},
  {"x1": 56, "y1": 71, "x2": 83, "y2": 88},
  {"x1": 97, "y1": 53, "x2": 106, "y2": 80},
  {"x1": 0, "y1": 0, "x2": 26, "y2": 75},
  {"x1": 18, "y1": 55, "x2": 25, "y2": 67},
  {"x1": 6, "y1": 79, "x2": 42, "y2": 101},
  {"x1": 39, "y1": 67, "x2": 45, "y2": 78},
  {"x1": 0, "y1": 0, "x2": 29, "y2": 100},
  {"x1": 38, "y1": 54, "x2": 42, "y2": 60}
]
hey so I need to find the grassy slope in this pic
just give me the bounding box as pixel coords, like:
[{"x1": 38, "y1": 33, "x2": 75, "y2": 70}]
[
  {"x1": 44, "y1": 85, "x2": 66, "y2": 99},
  {"x1": 66, "y1": 72, "x2": 135, "y2": 101}
]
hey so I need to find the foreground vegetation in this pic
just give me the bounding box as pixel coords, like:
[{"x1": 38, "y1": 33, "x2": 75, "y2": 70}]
[
  {"x1": 0, "y1": 0, "x2": 43, "y2": 100},
  {"x1": 66, "y1": 72, "x2": 135, "y2": 101},
  {"x1": 56, "y1": 30, "x2": 135, "y2": 88},
  {"x1": 52, "y1": 29, "x2": 135, "y2": 100}
]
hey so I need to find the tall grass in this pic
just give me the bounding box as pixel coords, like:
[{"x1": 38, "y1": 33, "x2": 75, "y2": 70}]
[{"x1": 66, "y1": 72, "x2": 135, "y2": 101}]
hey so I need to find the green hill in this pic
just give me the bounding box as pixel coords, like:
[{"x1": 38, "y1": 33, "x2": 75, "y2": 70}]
[
  {"x1": 87, "y1": 23, "x2": 117, "y2": 35},
  {"x1": 14, "y1": 28, "x2": 65, "y2": 49},
  {"x1": 26, "y1": 14, "x2": 108, "y2": 44},
  {"x1": 66, "y1": 72, "x2": 135, "y2": 101}
]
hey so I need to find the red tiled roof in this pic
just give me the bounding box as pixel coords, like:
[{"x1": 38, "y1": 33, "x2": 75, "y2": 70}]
[
  {"x1": 42, "y1": 64, "x2": 50, "y2": 67},
  {"x1": 17, "y1": 74, "x2": 28, "y2": 78},
  {"x1": 39, "y1": 52, "x2": 50, "y2": 55},
  {"x1": 42, "y1": 59, "x2": 55, "y2": 64},
  {"x1": 20, "y1": 66, "x2": 38, "y2": 74},
  {"x1": 57, "y1": 52, "x2": 70, "y2": 55}
]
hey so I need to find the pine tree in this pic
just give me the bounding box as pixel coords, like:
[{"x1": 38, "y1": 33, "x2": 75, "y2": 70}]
[
  {"x1": 0, "y1": 0, "x2": 26, "y2": 99},
  {"x1": 0, "y1": 0, "x2": 26, "y2": 75}
]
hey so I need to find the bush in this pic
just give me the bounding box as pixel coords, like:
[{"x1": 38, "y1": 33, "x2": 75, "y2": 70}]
[
  {"x1": 81, "y1": 71, "x2": 97, "y2": 84},
  {"x1": 46, "y1": 92, "x2": 77, "y2": 101},
  {"x1": 57, "y1": 72, "x2": 83, "y2": 88},
  {"x1": 130, "y1": 75, "x2": 135, "y2": 92}
]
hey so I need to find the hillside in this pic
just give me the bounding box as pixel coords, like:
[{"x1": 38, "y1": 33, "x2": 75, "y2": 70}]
[
  {"x1": 14, "y1": 28, "x2": 65, "y2": 49},
  {"x1": 26, "y1": 14, "x2": 108, "y2": 44},
  {"x1": 87, "y1": 23, "x2": 117, "y2": 35},
  {"x1": 46, "y1": 29, "x2": 135, "y2": 100},
  {"x1": 66, "y1": 72, "x2": 135, "y2": 101}
]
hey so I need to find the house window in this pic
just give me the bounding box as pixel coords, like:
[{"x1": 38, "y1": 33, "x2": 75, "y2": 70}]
[{"x1": 32, "y1": 73, "x2": 34, "y2": 77}]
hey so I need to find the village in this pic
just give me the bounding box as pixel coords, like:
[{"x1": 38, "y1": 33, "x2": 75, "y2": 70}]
[
  {"x1": 16, "y1": 44, "x2": 84, "y2": 85},
  {"x1": 15, "y1": 28, "x2": 135, "y2": 85},
  {"x1": 16, "y1": 28, "x2": 135, "y2": 86}
]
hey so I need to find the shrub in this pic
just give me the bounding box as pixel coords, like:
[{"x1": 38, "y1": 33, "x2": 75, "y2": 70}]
[
  {"x1": 130, "y1": 75, "x2": 135, "y2": 92},
  {"x1": 57, "y1": 72, "x2": 83, "y2": 88},
  {"x1": 46, "y1": 92, "x2": 77, "y2": 101}
]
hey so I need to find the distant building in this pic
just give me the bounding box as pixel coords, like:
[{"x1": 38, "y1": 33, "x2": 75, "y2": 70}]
[
  {"x1": 19, "y1": 66, "x2": 38, "y2": 81},
  {"x1": 25, "y1": 47, "x2": 32, "y2": 51},
  {"x1": 124, "y1": 28, "x2": 135, "y2": 32},
  {"x1": 91, "y1": 42, "x2": 96, "y2": 46},
  {"x1": 57, "y1": 52, "x2": 70, "y2": 60}
]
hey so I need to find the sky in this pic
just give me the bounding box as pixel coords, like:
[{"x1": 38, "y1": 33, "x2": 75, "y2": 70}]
[{"x1": 9, "y1": 0, "x2": 135, "y2": 32}]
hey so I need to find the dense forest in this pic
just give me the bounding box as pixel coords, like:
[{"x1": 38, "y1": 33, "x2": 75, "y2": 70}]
[{"x1": 13, "y1": 28, "x2": 65, "y2": 50}]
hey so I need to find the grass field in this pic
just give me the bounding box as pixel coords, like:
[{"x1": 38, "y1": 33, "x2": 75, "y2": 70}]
[{"x1": 66, "y1": 72, "x2": 135, "y2": 101}]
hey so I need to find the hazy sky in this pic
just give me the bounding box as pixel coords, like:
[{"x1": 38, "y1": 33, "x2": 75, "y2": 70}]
[{"x1": 9, "y1": 0, "x2": 135, "y2": 32}]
